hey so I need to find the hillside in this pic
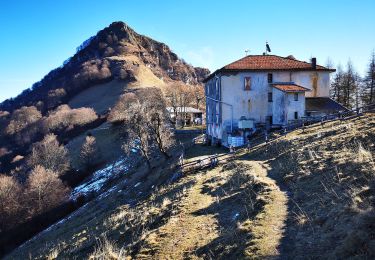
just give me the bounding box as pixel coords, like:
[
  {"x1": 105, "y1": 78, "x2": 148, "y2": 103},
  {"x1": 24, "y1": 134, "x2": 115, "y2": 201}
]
[
  {"x1": 0, "y1": 21, "x2": 209, "y2": 254},
  {"x1": 0, "y1": 21, "x2": 209, "y2": 113},
  {"x1": 6, "y1": 113, "x2": 375, "y2": 259},
  {"x1": 0, "y1": 21, "x2": 210, "y2": 178}
]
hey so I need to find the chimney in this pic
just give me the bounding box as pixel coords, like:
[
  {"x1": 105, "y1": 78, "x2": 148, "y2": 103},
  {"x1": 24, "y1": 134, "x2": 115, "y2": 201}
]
[{"x1": 311, "y1": 57, "x2": 317, "y2": 69}]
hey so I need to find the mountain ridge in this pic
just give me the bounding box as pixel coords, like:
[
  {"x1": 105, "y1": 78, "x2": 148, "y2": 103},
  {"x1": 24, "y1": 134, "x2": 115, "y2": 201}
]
[{"x1": 0, "y1": 21, "x2": 210, "y2": 113}]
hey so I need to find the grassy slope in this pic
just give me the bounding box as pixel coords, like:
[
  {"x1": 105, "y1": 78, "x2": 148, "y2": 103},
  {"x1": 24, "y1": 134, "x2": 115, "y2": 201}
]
[
  {"x1": 6, "y1": 114, "x2": 375, "y2": 259},
  {"x1": 5, "y1": 144, "x2": 286, "y2": 259},
  {"x1": 69, "y1": 80, "x2": 127, "y2": 114},
  {"x1": 67, "y1": 122, "x2": 124, "y2": 170},
  {"x1": 246, "y1": 113, "x2": 375, "y2": 259}
]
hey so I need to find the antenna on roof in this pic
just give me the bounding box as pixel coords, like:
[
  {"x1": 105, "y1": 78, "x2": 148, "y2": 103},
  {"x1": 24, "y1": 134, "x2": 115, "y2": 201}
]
[
  {"x1": 266, "y1": 42, "x2": 271, "y2": 55},
  {"x1": 245, "y1": 49, "x2": 250, "y2": 56}
]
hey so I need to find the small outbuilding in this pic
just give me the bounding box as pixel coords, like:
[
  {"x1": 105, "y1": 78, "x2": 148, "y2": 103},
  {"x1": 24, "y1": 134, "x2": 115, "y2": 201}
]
[{"x1": 167, "y1": 106, "x2": 204, "y2": 125}]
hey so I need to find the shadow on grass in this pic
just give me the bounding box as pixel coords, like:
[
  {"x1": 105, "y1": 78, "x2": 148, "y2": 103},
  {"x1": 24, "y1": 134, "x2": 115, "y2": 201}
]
[
  {"x1": 189, "y1": 162, "x2": 268, "y2": 259},
  {"x1": 183, "y1": 144, "x2": 227, "y2": 161}
]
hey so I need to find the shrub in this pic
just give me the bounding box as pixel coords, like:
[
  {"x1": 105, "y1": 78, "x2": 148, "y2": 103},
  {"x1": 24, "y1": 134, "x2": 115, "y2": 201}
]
[
  {"x1": 42, "y1": 105, "x2": 98, "y2": 133},
  {"x1": 25, "y1": 165, "x2": 70, "y2": 215},
  {"x1": 108, "y1": 93, "x2": 139, "y2": 123},
  {"x1": 28, "y1": 134, "x2": 70, "y2": 175},
  {"x1": 80, "y1": 135, "x2": 98, "y2": 169},
  {"x1": 0, "y1": 175, "x2": 22, "y2": 231},
  {"x1": 5, "y1": 106, "x2": 42, "y2": 136},
  {"x1": 47, "y1": 88, "x2": 67, "y2": 109}
]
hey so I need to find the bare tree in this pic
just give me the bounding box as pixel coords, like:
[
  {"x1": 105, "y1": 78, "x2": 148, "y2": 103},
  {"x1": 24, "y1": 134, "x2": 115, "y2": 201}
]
[
  {"x1": 363, "y1": 51, "x2": 375, "y2": 105},
  {"x1": 6, "y1": 106, "x2": 42, "y2": 136},
  {"x1": 42, "y1": 105, "x2": 98, "y2": 133},
  {"x1": 331, "y1": 61, "x2": 360, "y2": 109},
  {"x1": 120, "y1": 93, "x2": 153, "y2": 170},
  {"x1": 342, "y1": 61, "x2": 360, "y2": 109},
  {"x1": 192, "y1": 85, "x2": 205, "y2": 110},
  {"x1": 28, "y1": 134, "x2": 70, "y2": 175},
  {"x1": 144, "y1": 90, "x2": 175, "y2": 158},
  {"x1": 164, "y1": 83, "x2": 182, "y2": 126},
  {"x1": 80, "y1": 135, "x2": 98, "y2": 169},
  {"x1": 108, "y1": 93, "x2": 139, "y2": 123},
  {"x1": 116, "y1": 88, "x2": 176, "y2": 169},
  {"x1": 0, "y1": 175, "x2": 22, "y2": 230},
  {"x1": 26, "y1": 165, "x2": 70, "y2": 214},
  {"x1": 330, "y1": 64, "x2": 344, "y2": 103}
]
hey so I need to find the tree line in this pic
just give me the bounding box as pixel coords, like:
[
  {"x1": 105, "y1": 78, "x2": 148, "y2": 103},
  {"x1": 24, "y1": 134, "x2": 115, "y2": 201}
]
[{"x1": 330, "y1": 51, "x2": 375, "y2": 109}]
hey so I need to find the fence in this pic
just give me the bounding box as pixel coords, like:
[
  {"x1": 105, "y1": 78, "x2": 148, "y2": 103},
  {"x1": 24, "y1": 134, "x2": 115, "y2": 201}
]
[
  {"x1": 178, "y1": 103, "x2": 375, "y2": 174},
  {"x1": 180, "y1": 152, "x2": 235, "y2": 174}
]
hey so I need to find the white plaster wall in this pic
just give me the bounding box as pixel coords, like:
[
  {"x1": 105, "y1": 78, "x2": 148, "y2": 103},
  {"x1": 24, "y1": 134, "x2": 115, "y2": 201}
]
[
  {"x1": 205, "y1": 69, "x2": 330, "y2": 139},
  {"x1": 285, "y1": 92, "x2": 305, "y2": 122},
  {"x1": 272, "y1": 88, "x2": 286, "y2": 124},
  {"x1": 272, "y1": 89, "x2": 305, "y2": 125},
  {"x1": 291, "y1": 71, "x2": 330, "y2": 97},
  {"x1": 220, "y1": 72, "x2": 270, "y2": 127},
  {"x1": 271, "y1": 71, "x2": 330, "y2": 97}
]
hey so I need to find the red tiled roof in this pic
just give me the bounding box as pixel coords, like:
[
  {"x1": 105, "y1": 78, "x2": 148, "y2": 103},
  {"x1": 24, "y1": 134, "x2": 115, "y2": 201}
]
[
  {"x1": 272, "y1": 83, "x2": 310, "y2": 92},
  {"x1": 204, "y1": 55, "x2": 335, "y2": 82}
]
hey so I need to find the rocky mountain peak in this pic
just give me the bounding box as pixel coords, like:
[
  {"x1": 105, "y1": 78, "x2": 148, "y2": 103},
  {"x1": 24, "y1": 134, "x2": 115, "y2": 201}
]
[{"x1": 0, "y1": 21, "x2": 210, "y2": 112}]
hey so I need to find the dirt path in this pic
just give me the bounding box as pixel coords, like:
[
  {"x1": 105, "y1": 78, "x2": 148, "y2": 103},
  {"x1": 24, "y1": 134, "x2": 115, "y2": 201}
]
[
  {"x1": 239, "y1": 161, "x2": 288, "y2": 258},
  {"x1": 138, "y1": 159, "x2": 288, "y2": 259},
  {"x1": 141, "y1": 170, "x2": 219, "y2": 259}
]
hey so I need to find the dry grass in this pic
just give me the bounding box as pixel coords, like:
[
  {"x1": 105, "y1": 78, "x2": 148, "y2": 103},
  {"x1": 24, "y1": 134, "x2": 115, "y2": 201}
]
[
  {"x1": 69, "y1": 80, "x2": 127, "y2": 114},
  {"x1": 88, "y1": 236, "x2": 125, "y2": 260},
  {"x1": 5, "y1": 143, "x2": 285, "y2": 259},
  {"x1": 7, "y1": 114, "x2": 375, "y2": 259},
  {"x1": 67, "y1": 122, "x2": 124, "y2": 169},
  {"x1": 247, "y1": 113, "x2": 375, "y2": 259}
]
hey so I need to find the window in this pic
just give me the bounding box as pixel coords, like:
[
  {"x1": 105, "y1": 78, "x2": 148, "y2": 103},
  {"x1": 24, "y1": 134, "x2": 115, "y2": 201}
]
[
  {"x1": 244, "y1": 77, "x2": 251, "y2": 90},
  {"x1": 267, "y1": 73, "x2": 273, "y2": 83},
  {"x1": 269, "y1": 116, "x2": 273, "y2": 125},
  {"x1": 268, "y1": 92, "x2": 273, "y2": 102},
  {"x1": 294, "y1": 111, "x2": 298, "y2": 120},
  {"x1": 294, "y1": 93, "x2": 299, "y2": 101}
]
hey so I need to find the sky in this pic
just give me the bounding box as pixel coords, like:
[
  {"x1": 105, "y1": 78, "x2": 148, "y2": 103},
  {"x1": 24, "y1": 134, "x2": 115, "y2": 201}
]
[{"x1": 0, "y1": 0, "x2": 374, "y2": 102}]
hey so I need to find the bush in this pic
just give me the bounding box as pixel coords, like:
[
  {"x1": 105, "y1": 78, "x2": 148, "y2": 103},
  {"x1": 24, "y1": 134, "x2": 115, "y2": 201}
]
[
  {"x1": 28, "y1": 134, "x2": 70, "y2": 175},
  {"x1": 80, "y1": 135, "x2": 99, "y2": 169},
  {"x1": 5, "y1": 106, "x2": 42, "y2": 136},
  {"x1": 108, "y1": 93, "x2": 139, "y2": 123},
  {"x1": 25, "y1": 165, "x2": 70, "y2": 215},
  {"x1": 0, "y1": 175, "x2": 22, "y2": 231},
  {"x1": 47, "y1": 88, "x2": 67, "y2": 109},
  {"x1": 42, "y1": 105, "x2": 98, "y2": 133}
]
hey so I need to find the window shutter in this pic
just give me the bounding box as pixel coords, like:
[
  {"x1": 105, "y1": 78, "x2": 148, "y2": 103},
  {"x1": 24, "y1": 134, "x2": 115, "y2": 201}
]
[
  {"x1": 267, "y1": 73, "x2": 273, "y2": 83},
  {"x1": 244, "y1": 77, "x2": 251, "y2": 90},
  {"x1": 268, "y1": 92, "x2": 273, "y2": 102}
]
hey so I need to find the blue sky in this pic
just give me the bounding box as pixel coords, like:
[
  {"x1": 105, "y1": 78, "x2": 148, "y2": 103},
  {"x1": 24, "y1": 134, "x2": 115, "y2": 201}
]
[{"x1": 0, "y1": 0, "x2": 374, "y2": 102}]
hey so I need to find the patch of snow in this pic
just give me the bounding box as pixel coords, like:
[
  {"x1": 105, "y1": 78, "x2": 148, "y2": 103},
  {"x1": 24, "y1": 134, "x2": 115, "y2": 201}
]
[
  {"x1": 70, "y1": 158, "x2": 129, "y2": 199},
  {"x1": 232, "y1": 212, "x2": 240, "y2": 221},
  {"x1": 134, "y1": 182, "x2": 141, "y2": 188}
]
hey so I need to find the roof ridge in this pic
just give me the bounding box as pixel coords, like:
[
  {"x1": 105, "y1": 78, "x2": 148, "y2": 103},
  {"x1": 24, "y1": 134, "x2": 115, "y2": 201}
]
[{"x1": 203, "y1": 54, "x2": 336, "y2": 82}]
